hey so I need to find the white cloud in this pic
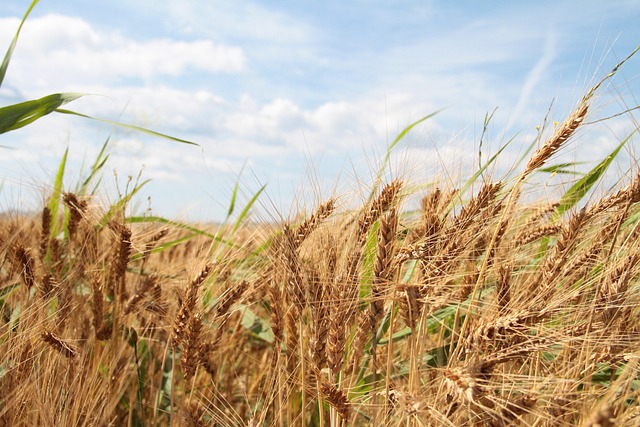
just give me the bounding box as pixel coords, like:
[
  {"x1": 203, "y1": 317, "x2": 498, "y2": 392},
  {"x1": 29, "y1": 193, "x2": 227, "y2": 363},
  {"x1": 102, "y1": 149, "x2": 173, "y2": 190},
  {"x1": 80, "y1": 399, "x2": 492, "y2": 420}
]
[
  {"x1": 0, "y1": 14, "x2": 246, "y2": 91},
  {"x1": 220, "y1": 97, "x2": 387, "y2": 155}
]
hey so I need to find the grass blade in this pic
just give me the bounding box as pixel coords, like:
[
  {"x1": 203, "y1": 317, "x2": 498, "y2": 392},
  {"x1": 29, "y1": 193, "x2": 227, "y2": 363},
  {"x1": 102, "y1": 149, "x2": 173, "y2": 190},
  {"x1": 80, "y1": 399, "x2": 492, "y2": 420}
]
[
  {"x1": 0, "y1": 93, "x2": 83, "y2": 134},
  {"x1": 129, "y1": 232, "x2": 198, "y2": 262},
  {"x1": 555, "y1": 131, "x2": 634, "y2": 217},
  {"x1": 48, "y1": 147, "x2": 68, "y2": 239},
  {"x1": 127, "y1": 216, "x2": 217, "y2": 240},
  {"x1": 226, "y1": 164, "x2": 246, "y2": 221},
  {"x1": 0, "y1": 0, "x2": 39, "y2": 89},
  {"x1": 55, "y1": 109, "x2": 200, "y2": 146},
  {"x1": 77, "y1": 137, "x2": 110, "y2": 196},
  {"x1": 538, "y1": 162, "x2": 587, "y2": 176},
  {"x1": 230, "y1": 184, "x2": 266, "y2": 234},
  {"x1": 369, "y1": 110, "x2": 442, "y2": 203},
  {"x1": 126, "y1": 215, "x2": 237, "y2": 251},
  {"x1": 97, "y1": 179, "x2": 150, "y2": 227},
  {"x1": 442, "y1": 134, "x2": 516, "y2": 217}
]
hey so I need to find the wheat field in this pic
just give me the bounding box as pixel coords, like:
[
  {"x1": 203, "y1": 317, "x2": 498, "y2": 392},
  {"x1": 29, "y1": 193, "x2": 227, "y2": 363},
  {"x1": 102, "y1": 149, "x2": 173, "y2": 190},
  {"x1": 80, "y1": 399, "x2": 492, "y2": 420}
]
[
  {"x1": 1, "y1": 3, "x2": 640, "y2": 423},
  {"x1": 1, "y1": 50, "x2": 640, "y2": 427}
]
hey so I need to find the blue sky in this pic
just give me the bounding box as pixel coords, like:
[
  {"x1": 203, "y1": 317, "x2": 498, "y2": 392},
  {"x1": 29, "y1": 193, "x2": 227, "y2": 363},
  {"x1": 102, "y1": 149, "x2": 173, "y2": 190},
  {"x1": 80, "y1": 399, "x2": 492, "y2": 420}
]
[{"x1": 0, "y1": 1, "x2": 639, "y2": 221}]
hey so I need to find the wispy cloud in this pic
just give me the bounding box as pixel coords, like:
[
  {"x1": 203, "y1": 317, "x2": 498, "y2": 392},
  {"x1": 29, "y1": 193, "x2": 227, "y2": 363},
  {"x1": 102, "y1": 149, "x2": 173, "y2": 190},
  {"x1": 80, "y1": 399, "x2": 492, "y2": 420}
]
[
  {"x1": 511, "y1": 31, "x2": 558, "y2": 125},
  {"x1": 0, "y1": 14, "x2": 246, "y2": 91}
]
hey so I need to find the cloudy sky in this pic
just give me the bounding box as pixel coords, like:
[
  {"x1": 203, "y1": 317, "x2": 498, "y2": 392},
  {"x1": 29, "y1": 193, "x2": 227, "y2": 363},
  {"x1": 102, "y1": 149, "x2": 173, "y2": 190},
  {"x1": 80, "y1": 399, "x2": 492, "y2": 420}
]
[{"x1": 0, "y1": 1, "x2": 639, "y2": 221}]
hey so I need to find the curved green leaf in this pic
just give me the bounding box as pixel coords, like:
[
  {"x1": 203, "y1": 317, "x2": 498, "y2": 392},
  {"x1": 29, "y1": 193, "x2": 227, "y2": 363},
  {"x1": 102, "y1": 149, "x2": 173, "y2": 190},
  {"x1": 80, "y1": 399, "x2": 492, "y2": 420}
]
[
  {"x1": 369, "y1": 110, "x2": 443, "y2": 203},
  {"x1": 55, "y1": 108, "x2": 200, "y2": 146},
  {"x1": 556, "y1": 131, "x2": 634, "y2": 217},
  {"x1": 97, "y1": 179, "x2": 150, "y2": 227},
  {"x1": 230, "y1": 184, "x2": 266, "y2": 234},
  {"x1": 77, "y1": 137, "x2": 110, "y2": 196},
  {"x1": 226, "y1": 163, "x2": 246, "y2": 220},
  {"x1": 538, "y1": 161, "x2": 587, "y2": 176},
  {"x1": 0, "y1": 93, "x2": 83, "y2": 134}
]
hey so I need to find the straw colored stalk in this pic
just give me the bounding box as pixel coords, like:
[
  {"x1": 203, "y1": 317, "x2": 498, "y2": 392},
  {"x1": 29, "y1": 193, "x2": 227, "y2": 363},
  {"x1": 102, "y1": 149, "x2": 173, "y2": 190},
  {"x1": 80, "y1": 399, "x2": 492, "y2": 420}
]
[{"x1": 327, "y1": 281, "x2": 351, "y2": 377}]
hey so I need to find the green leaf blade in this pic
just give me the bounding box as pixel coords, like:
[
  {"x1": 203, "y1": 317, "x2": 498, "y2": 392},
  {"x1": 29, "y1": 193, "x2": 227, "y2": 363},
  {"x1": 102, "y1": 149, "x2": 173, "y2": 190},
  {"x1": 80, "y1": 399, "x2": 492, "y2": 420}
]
[
  {"x1": 0, "y1": 93, "x2": 83, "y2": 134},
  {"x1": 55, "y1": 108, "x2": 200, "y2": 146},
  {"x1": 556, "y1": 132, "x2": 634, "y2": 217}
]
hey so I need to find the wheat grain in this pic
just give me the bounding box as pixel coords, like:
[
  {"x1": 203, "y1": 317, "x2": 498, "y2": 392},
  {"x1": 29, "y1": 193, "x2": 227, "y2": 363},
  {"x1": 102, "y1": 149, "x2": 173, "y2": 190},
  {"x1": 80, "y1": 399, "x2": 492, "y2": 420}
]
[
  {"x1": 62, "y1": 193, "x2": 87, "y2": 240},
  {"x1": 172, "y1": 263, "x2": 212, "y2": 347},
  {"x1": 39, "y1": 206, "x2": 51, "y2": 261},
  {"x1": 525, "y1": 101, "x2": 589, "y2": 175},
  {"x1": 318, "y1": 377, "x2": 351, "y2": 422},
  {"x1": 41, "y1": 331, "x2": 77, "y2": 358}
]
